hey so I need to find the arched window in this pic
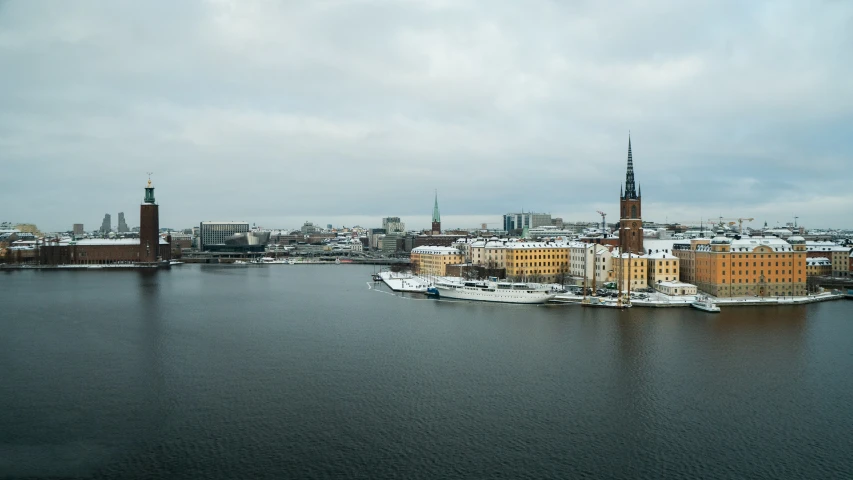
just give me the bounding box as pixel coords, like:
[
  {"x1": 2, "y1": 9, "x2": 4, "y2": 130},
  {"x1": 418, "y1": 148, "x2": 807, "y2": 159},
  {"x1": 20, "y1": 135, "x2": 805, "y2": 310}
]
[{"x1": 631, "y1": 205, "x2": 637, "y2": 218}]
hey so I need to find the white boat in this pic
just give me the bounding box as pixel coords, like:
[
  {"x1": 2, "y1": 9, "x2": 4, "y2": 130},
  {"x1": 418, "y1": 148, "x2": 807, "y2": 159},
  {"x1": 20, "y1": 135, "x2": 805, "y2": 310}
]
[
  {"x1": 581, "y1": 296, "x2": 631, "y2": 309},
  {"x1": 169, "y1": 260, "x2": 184, "y2": 265},
  {"x1": 426, "y1": 277, "x2": 556, "y2": 304},
  {"x1": 691, "y1": 295, "x2": 721, "y2": 313},
  {"x1": 258, "y1": 257, "x2": 290, "y2": 264}
]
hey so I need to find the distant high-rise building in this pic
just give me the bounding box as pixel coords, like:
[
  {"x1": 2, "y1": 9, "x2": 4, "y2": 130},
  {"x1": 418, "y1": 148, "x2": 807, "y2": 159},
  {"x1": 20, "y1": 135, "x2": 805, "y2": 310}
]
[
  {"x1": 73, "y1": 224, "x2": 84, "y2": 235},
  {"x1": 301, "y1": 222, "x2": 317, "y2": 234},
  {"x1": 502, "y1": 212, "x2": 551, "y2": 232},
  {"x1": 100, "y1": 214, "x2": 111, "y2": 234},
  {"x1": 431, "y1": 191, "x2": 441, "y2": 234},
  {"x1": 117, "y1": 212, "x2": 129, "y2": 233},
  {"x1": 382, "y1": 217, "x2": 405, "y2": 233}
]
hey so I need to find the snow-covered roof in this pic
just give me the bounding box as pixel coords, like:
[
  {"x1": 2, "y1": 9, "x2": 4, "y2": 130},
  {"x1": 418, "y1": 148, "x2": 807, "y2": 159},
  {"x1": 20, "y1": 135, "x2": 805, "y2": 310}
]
[
  {"x1": 806, "y1": 257, "x2": 831, "y2": 266},
  {"x1": 411, "y1": 246, "x2": 463, "y2": 255},
  {"x1": 49, "y1": 238, "x2": 169, "y2": 246},
  {"x1": 643, "y1": 239, "x2": 684, "y2": 253},
  {"x1": 657, "y1": 281, "x2": 694, "y2": 288},
  {"x1": 505, "y1": 241, "x2": 565, "y2": 249},
  {"x1": 646, "y1": 251, "x2": 677, "y2": 259},
  {"x1": 805, "y1": 241, "x2": 849, "y2": 252},
  {"x1": 729, "y1": 236, "x2": 793, "y2": 252}
]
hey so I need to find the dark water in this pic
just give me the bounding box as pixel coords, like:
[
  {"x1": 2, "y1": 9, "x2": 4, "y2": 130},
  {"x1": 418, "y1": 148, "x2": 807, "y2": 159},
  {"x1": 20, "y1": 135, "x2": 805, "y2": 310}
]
[{"x1": 2, "y1": 265, "x2": 852, "y2": 479}]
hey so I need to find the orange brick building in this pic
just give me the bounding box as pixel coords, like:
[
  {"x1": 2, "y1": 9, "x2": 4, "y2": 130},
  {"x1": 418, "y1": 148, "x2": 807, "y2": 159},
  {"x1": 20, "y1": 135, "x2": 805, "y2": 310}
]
[{"x1": 674, "y1": 235, "x2": 807, "y2": 297}]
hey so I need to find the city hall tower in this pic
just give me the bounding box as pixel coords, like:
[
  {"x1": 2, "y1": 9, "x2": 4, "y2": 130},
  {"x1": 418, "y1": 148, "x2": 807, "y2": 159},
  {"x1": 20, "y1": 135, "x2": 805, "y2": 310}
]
[{"x1": 140, "y1": 176, "x2": 160, "y2": 263}]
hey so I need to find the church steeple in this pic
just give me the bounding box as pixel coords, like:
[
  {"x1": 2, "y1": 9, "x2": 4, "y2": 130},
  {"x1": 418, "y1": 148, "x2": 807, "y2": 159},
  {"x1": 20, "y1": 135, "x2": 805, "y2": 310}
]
[
  {"x1": 432, "y1": 190, "x2": 440, "y2": 223},
  {"x1": 431, "y1": 190, "x2": 441, "y2": 234},
  {"x1": 618, "y1": 135, "x2": 643, "y2": 255},
  {"x1": 623, "y1": 134, "x2": 637, "y2": 199}
]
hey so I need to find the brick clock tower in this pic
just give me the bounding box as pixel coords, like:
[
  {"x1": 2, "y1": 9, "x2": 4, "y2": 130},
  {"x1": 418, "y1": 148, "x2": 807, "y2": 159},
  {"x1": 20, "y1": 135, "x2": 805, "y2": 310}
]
[
  {"x1": 140, "y1": 176, "x2": 160, "y2": 263},
  {"x1": 619, "y1": 135, "x2": 644, "y2": 255}
]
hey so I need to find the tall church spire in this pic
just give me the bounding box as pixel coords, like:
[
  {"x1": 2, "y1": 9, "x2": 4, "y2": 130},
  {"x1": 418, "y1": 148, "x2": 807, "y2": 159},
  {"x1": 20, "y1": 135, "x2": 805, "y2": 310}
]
[
  {"x1": 431, "y1": 190, "x2": 441, "y2": 234},
  {"x1": 432, "y1": 190, "x2": 440, "y2": 223},
  {"x1": 624, "y1": 134, "x2": 637, "y2": 199}
]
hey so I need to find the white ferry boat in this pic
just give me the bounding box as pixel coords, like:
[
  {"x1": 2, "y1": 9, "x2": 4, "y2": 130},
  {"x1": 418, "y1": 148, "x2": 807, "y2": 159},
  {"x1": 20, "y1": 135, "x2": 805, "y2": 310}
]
[
  {"x1": 691, "y1": 295, "x2": 721, "y2": 313},
  {"x1": 426, "y1": 277, "x2": 556, "y2": 304}
]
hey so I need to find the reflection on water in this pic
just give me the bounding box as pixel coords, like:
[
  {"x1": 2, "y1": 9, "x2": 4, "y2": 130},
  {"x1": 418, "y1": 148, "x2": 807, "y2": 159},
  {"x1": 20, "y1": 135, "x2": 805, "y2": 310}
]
[{"x1": 0, "y1": 266, "x2": 850, "y2": 479}]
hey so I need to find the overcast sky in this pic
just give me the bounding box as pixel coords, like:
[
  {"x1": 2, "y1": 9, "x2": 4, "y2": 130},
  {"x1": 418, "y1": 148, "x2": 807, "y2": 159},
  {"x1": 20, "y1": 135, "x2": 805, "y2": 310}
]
[{"x1": 1, "y1": 0, "x2": 851, "y2": 232}]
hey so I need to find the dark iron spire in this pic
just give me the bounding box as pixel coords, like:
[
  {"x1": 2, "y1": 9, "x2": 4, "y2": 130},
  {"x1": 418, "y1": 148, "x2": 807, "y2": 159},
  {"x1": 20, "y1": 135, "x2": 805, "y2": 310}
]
[{"x1": 624, "y1": 134, "x2": 637, "y2": 199}]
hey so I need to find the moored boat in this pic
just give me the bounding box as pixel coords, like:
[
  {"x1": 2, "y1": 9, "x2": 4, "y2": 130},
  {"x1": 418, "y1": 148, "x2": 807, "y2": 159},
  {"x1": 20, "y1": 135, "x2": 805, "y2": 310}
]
[
  {"x1": 691, "y1": 295, "x2": 721, "y2": 313},
  {"x1": 581, "y1": 296, "x2": 632, "y2": 309},
  {"x1": 427, "y1": 277, "x2": 556, "y2": 304}
]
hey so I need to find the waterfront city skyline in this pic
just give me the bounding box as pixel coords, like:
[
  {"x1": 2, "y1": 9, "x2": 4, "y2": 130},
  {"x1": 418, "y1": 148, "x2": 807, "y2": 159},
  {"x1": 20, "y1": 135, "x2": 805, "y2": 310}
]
[{"x1": 1, "y1": 1, "x2": 852, "y2": 231}]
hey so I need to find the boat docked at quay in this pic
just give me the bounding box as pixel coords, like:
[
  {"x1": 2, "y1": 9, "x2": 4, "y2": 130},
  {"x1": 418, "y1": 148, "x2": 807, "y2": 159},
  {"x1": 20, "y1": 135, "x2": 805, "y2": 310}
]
[
  {"x1": 426, "y1": 277, "x2": 556, "y2": 304},
  {"x1": 691, "y1": 295, "x2": 721, "y2": 313},
  {"x1": 257, "y1": 257, "x2": 295, "y2": 264},
  {"x1": 581, "y1": 296, "x2": 632, "y2": 309}
]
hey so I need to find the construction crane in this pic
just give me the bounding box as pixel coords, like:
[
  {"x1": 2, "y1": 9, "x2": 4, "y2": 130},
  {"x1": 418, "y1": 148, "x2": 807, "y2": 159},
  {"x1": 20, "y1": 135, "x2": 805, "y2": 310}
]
[{"x1": 596, "y1": 211, "x2": 607, "y2": 235}]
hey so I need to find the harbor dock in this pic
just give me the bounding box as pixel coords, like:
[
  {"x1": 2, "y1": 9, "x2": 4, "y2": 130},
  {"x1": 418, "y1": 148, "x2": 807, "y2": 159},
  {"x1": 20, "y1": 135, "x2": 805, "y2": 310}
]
[{"x1": 377, "y1": 273, "x2": 846, "y2": 307}]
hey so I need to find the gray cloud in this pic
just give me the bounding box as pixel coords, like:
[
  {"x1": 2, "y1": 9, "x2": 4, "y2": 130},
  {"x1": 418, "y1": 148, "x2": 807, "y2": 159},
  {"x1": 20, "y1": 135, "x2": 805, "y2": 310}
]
[{"x1": 1, "y1": 0, "x2": 851, "y2": 231}]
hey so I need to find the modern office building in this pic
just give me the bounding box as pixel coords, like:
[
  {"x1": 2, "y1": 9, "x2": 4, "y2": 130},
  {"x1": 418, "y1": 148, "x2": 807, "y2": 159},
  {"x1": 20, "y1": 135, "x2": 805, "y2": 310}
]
[
  {"x1": 502, "y1": 212, "x2": 552, "y2": 232},
  {"x1": 380, "y1": 233, "x2": 403, "y2": 254},
  {"x1": 199, "y1": 221, "x2": 250, "y2": 251}
]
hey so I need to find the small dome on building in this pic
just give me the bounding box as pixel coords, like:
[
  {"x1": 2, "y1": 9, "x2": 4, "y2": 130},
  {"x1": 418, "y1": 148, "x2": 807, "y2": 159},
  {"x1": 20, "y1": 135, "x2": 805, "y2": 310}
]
[
  {"x1": 787, "y1": 235, "x2": 805, "y2": 244},
  {"x1": 711, "y1": 236, "x2": 731, "y2": 245}
]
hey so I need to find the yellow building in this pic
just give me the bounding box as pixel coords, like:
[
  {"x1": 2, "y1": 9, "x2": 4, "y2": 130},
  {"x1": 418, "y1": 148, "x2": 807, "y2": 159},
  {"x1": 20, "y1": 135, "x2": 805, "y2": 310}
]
[
  {"x1": 806, "y1": 241, "x2": 852, "y2": 277},
  {"x1": 504, "y1": 241, "x2": 571, "y2": 282},
  {"x1": 610, "y1": 252, "x2": 648, "y2": 290},
  {"x1": 675, "y1": 235, "x2": 807, "y2": 297},
  {"x1": 806, "y1": 257, "x2": 831, "y2": 277},
  {"x1": 672, "y1": 239, "x2": 708, "y2": 285},
  {"x1": 646, "y1": 251, "x2": 679, "y2": 288},
  {"x1": 410, "y1": 246, "x2": 465, "y2": 276}
]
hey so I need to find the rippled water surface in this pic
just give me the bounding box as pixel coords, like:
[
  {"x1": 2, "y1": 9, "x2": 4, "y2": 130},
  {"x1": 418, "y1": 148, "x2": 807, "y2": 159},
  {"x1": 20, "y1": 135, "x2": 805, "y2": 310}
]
[{"x1": 2, "y1": 265, "x2": 852, "y2": 479}]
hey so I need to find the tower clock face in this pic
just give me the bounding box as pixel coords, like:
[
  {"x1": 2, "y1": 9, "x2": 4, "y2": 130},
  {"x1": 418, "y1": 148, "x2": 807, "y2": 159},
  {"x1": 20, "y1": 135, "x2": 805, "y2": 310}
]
[{"x1": 632, "y1": 222, "x2": 638, "y2": 228}]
